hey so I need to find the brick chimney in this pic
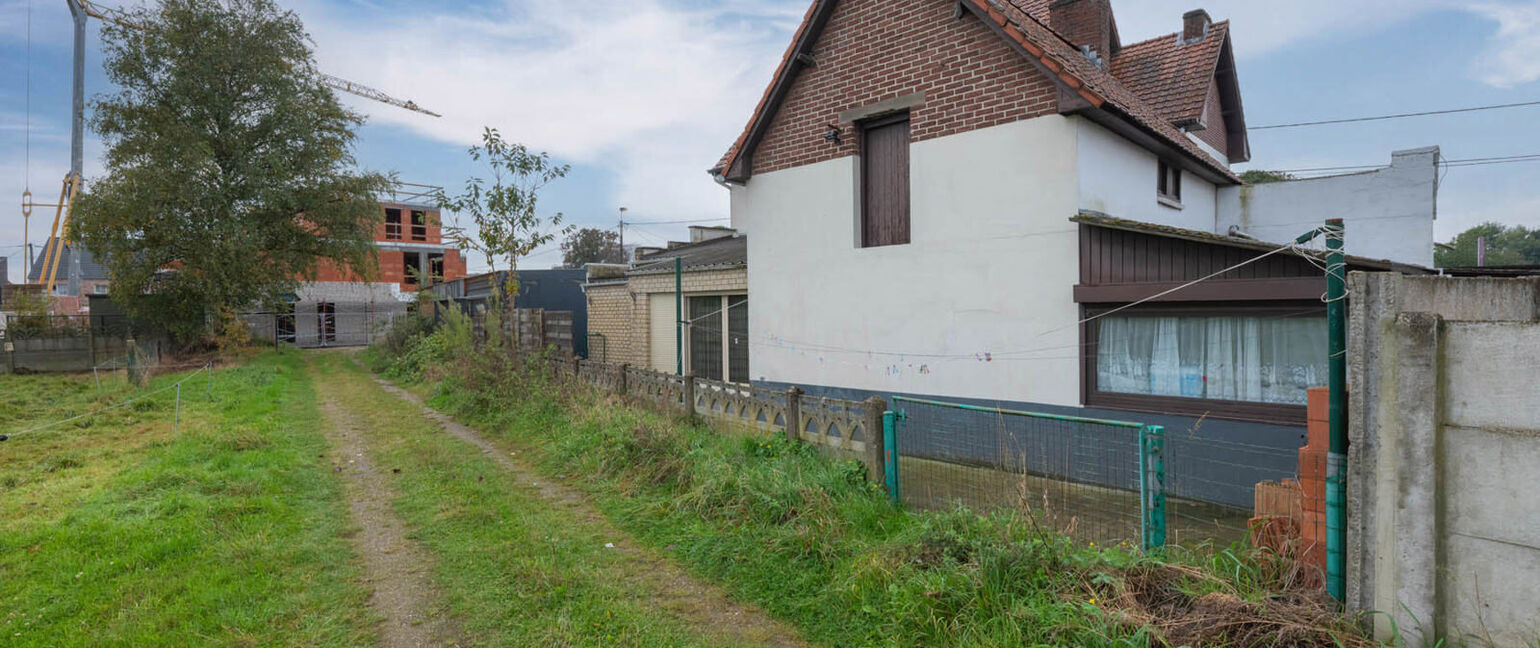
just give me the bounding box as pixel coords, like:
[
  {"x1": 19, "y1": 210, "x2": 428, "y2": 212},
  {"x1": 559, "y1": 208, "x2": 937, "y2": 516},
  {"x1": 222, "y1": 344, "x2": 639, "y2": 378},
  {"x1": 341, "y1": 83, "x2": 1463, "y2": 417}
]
[
  {"x1": 1183, "y1": 9, "x2": 1212, "y2": 43},
  {"x1": 1049, "y1": 0, "x2": 1116, "y2": 64}
]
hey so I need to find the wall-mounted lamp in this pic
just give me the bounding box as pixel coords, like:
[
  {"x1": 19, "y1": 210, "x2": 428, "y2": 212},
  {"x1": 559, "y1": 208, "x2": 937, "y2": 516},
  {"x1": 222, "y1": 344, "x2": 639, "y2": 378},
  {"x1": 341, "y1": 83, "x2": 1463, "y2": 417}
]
[{"x1": 823, "y1": 125, "x2": 842, "y2": 145}]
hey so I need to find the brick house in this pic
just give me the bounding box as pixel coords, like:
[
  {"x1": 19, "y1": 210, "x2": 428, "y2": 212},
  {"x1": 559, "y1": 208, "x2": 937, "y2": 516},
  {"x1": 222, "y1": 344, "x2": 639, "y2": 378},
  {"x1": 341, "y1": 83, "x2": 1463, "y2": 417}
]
[
  {"x1": 26, "y1": 242, "x2": 112, "y2": 316},
  {"x1": 712, "y1": 0, "x2": 1438, "y2": 508},
  {"x1": 584, "y1": 228, "x2": 747, "y2": 381}
]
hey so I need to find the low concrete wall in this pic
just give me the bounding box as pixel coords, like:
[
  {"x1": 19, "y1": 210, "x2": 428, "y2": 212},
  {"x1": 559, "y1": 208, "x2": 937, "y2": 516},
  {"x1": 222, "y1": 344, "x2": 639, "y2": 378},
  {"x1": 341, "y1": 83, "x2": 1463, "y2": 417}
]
[{"x1": 1348, "y1": 273, "x2": 1540, "y2": 646}]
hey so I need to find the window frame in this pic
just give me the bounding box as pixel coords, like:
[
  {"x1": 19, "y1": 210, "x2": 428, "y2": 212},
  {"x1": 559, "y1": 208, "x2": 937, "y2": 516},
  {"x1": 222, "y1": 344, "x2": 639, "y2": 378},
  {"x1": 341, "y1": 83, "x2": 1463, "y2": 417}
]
[
  {"x1": 410, "y1": 210, "x2": 429, "y2": 242},
  {"x1": 1157, "y1": 160, "x2": 1183, "y2": 207},
  {"x1": 1080, "y1": 301, "x2": 1323, "y2": 425},
  {"x1": 859, "y1": 111, "x2": 911, "y2": 248},
  {"x1": 384, "y1": 208, "x2": 403, "y2": 241},
  {"x1": 684, "y1": 293, "x2": 749, "y2": 385}
]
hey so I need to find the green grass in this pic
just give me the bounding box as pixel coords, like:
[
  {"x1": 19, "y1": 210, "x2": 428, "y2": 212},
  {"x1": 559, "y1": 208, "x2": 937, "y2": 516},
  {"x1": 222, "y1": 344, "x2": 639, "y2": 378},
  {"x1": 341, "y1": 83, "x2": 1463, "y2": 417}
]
[
  {"x1": 308, "y1": 350, "x2": 784, "y2": 648},
  {"x1": 0, "y1": 351, "x2": 374, "y2": 647},
  {"x1": 367, "y1": 317, "x2": 1379, "y2": 648}
]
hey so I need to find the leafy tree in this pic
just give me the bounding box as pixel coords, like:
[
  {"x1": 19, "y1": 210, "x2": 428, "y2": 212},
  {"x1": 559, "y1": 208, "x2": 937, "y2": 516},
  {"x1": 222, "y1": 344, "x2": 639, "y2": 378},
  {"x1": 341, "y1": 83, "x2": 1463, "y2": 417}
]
[
  {"x1": 560, "y1": 227, "x2": 624, "y2": 267},
  {"x1": 437, "y1": 128, "x2": 572, "y2": 299},
  {"x1": 73, "y1": 0, "x2": 387, "y2": 342},
  {"x1": 1436, "y1": 222, "x2": 1540, "y2": 268},
  {"x1": 1239, "y1": 169, "x2": 1296, "y2": 184}
]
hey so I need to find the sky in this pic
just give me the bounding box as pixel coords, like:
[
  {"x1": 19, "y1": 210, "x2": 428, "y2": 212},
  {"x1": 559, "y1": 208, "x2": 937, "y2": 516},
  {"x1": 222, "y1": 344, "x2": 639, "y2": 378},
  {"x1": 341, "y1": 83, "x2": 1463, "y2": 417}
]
[{"x1": 1, "y1": 0, "x2": 1539, "y2": 283}]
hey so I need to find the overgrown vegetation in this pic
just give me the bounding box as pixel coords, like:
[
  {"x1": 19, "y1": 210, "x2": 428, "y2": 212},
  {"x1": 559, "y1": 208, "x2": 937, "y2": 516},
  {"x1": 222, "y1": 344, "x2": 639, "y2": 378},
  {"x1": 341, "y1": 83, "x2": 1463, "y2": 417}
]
[
  {"x1": 368, "y1": 318, "x2": 1382, "y2": 648},
  {"x1": 0, "y1": 352, "x2": 374, "y2": 646},
  {"x1": 1239, "y1": 169, "x2": 1297, "y2": 184}
]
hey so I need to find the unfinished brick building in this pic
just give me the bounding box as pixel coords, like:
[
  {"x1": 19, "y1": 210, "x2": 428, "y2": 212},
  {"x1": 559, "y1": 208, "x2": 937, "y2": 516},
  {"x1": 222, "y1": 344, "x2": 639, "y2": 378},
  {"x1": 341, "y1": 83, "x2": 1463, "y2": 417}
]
[{"x1": 248, "y1": 201, "x2": 468, "y2": 347}]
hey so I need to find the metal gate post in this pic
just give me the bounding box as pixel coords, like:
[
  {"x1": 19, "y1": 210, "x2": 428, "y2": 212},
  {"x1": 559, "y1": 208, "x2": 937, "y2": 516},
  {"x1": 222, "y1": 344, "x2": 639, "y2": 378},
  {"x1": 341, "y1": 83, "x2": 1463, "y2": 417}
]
[
  {"x1": 1324, "y1": 217, "x2": 1348, "y2": 601},
  {"x1": 883, "y1": 409, "x2": 904, "y2": 505},
  {"x1": 1140, "y1": 424, "x2": 1167, "y2": 551}
]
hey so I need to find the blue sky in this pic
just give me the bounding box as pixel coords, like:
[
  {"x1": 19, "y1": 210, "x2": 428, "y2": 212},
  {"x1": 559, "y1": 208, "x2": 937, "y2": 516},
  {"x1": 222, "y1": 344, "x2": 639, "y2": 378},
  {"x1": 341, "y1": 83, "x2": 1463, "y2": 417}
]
[{"x1": 2, "y1": 0, "x2": 1539, "y2": 282}]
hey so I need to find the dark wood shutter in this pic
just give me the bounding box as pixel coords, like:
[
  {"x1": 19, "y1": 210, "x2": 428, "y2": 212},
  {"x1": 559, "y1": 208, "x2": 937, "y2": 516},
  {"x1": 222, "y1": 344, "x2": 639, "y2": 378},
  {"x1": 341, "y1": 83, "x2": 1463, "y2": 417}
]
[{"x1": 861, "y1": 114, "x2": 910, "y2": 247}]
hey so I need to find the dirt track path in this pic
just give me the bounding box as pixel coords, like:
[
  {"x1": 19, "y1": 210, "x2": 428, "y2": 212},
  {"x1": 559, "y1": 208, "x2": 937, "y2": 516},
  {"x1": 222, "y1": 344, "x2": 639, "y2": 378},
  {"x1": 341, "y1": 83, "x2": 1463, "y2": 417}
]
[
  {"x1": 371, "y1": 378, "x2": 809, "y2": 648},
  {"x1": 319, "y1": 395, "x2": 460, "y2": 648}
]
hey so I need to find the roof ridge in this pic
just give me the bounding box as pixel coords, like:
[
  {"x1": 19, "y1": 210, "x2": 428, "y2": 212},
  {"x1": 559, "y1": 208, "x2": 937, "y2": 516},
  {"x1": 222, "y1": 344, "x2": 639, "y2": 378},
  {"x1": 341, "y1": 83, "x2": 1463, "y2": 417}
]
[{"x1": 1117, "y1": 19, "x2": 1229, "y2": 52}]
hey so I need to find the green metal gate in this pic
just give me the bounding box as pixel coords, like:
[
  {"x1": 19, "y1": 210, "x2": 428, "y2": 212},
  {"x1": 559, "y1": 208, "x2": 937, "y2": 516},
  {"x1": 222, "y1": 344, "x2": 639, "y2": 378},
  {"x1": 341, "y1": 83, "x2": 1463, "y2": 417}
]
[{"x1": 883, "y1": 396, "x2": 1166, "y2": 551}]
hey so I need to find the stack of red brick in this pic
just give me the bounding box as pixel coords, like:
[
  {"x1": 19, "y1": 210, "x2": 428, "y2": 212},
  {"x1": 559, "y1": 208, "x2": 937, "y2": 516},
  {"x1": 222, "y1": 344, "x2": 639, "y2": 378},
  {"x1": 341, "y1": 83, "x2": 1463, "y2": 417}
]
[
  {"x1": 1248, "y1": 387, "x2": 1328, "y2": 587},
  {"x1": 1298, "y1": 387, "x2": 1329, "y2": 574}
]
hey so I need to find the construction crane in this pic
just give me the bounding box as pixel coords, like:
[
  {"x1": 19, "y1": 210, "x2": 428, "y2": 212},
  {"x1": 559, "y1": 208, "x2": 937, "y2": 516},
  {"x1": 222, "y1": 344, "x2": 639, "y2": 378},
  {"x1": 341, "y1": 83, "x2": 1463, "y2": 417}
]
[{"x1": 24, "y1": 0, "x2": 441, "y2": 297}]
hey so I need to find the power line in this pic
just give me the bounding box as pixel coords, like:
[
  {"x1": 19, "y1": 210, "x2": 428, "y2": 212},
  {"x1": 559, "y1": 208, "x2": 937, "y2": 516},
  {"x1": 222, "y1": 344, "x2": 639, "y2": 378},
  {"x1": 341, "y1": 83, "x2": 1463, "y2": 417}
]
[
  {"x1": 1266, "y1": 153, "x2": 1540, "y2": 175},
  {"x1": 625, "y1": 217, "x2": 730, "y2": 226},
  {"x1": 1249, "y1": 99, "x2": 1540, "y2": 130}
]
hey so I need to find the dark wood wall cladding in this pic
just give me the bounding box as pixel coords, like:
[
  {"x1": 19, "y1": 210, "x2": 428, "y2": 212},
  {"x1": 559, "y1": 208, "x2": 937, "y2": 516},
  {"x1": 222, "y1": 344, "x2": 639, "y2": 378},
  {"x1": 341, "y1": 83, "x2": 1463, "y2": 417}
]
[{"x1": 1078, "y1": 223, "x2": 1324, "y2": 286}]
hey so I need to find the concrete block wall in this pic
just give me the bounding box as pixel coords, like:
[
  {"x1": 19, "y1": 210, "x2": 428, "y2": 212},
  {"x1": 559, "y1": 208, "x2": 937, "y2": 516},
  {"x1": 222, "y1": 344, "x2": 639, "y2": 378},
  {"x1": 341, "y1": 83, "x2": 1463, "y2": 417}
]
[
  {"x1": 1348, "y1": 273, "x2": 1540, "y2": 647},
  {"x1": 584, "y1": 282, "x2": 634, "y2": 365}
]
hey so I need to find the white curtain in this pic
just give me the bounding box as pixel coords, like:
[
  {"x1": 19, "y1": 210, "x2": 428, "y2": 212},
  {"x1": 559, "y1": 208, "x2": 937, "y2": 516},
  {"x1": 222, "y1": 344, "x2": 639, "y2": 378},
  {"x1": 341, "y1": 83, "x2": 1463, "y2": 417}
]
[{"x1": 1096, "y1": 315, "x2": 1326, "y2": 405}]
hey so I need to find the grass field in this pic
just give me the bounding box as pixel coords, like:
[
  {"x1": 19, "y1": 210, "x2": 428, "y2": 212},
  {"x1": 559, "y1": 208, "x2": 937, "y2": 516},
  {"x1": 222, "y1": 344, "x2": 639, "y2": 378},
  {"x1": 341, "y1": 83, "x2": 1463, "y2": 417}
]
[{"x1": 0, "y1": 352, "x2": 375, "y2": 647}]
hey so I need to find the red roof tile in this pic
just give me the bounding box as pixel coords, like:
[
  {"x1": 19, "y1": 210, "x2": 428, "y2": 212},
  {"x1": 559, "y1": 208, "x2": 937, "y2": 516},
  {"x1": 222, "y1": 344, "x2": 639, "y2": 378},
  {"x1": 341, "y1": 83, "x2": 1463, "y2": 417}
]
[{"x1": 1109, "y1": 21, "x2": 1228, "y2": 126}]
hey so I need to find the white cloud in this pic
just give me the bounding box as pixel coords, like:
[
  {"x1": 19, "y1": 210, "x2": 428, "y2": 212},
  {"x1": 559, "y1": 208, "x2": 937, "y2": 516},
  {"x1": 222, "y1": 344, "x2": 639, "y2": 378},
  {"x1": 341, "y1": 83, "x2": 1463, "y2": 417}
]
[
  {"x1": 1467, "y1": 2, "x2": 1540, "y2": 87},
  {"x1": 294, "y1": 0, "x2": 806, "y2": 222}
]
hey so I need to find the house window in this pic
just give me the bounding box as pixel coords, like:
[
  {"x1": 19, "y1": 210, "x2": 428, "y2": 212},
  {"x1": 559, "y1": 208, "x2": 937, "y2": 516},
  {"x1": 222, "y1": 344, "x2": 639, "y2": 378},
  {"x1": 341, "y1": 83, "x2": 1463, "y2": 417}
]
[
  {"x1": 1085, "y1": 306, "x2": 1326, "y2": 423},
  {"x1": 727, "y1": 295, "x2": 748, "y2": 383},
  {"x1": 429, "y1": 253, "x2": 445, "y2": 284},
  {"x1": 403, "y1": 254, "x2": 422, "y2": 285},
  {"x1": 93, "y1": 284, "x2": 109, "y2": 295},
  {"x1": 385, "y1": 208, "x2": 403, "y2": 240},
  {"x1": 688, "y1": 296, "x2": 723, "y2": 381},
  {"x1": 410, "y1": 210, "x2": 428, "y2": 241},
  {"x1": 860, "y1": 112, "x2": 910, "y2": 248},
  {"x1": 1157, "y1": 161, "x2": 1182, "y2": 205},
  {"x1": 686, "y1": 294, "x2": 749, "y2": 383}
]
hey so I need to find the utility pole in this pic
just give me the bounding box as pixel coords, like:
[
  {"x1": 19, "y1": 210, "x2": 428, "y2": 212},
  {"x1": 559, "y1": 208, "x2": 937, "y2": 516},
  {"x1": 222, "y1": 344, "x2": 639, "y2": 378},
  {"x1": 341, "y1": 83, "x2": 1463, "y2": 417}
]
[{"x1": 618, "y1": 206, "x2": 628, "y2": 263}]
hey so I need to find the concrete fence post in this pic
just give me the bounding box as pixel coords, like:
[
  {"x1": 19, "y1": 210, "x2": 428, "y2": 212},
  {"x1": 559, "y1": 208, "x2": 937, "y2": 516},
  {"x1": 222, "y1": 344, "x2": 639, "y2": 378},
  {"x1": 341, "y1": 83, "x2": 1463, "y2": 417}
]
[
  {"x1": 681, "y1": 374, "x2": 697, "y2": 420},
  {"x1": 572, "y1": 356, "x2": 581, "y2": 379},
  {"x1": 617, "y1": 364, "x2": 629, "y2": 395},
  {"x1": 863, "y1": 396, "x2": 886, "y2": 484},
  {"x1": 3, "y1": 342, "x2": 13, "y2": 375},
  {"x1": 785, "y1": 386, "x2": 803, "y2": 444},
  {"x1": 1390, "y1": 311, "x2": 1443, "y2": 644}
]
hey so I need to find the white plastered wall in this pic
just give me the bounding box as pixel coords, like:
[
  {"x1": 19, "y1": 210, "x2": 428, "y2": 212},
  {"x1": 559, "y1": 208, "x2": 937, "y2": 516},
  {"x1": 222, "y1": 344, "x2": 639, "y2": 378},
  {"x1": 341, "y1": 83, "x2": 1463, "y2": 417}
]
[
  {"x1": 1217, "y1": 147, "x2": 1439, "y2": 267},
  {"x1": 1077, "y1": 118, "x2": 1219, "y2": 232},
  {"x1": 730, "y1": 116, "x2": 1084, "y2": 406}
]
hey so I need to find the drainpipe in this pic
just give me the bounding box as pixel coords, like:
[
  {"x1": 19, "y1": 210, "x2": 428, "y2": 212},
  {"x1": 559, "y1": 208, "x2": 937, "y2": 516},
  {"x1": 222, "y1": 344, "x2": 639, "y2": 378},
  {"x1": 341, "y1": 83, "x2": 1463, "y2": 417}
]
[{"x1": 1324, "y1": 218, "x2": 1347, "y2": 601}]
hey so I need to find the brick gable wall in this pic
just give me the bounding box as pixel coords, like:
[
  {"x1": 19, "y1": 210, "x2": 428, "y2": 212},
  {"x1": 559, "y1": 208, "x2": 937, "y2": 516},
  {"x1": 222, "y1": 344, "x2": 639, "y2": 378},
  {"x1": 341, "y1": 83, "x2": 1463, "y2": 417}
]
[
  {"x1": 1195, "y1": 81, "x2": 1228, "y2": 157},
  {"x1": 750, "y1": 0, "x2": 1060, "y2": 176}
]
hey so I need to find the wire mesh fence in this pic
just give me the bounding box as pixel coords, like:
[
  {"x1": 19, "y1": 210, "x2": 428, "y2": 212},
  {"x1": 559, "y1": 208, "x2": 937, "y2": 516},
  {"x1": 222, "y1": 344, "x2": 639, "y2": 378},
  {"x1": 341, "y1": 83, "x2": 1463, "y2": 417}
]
[
  {"x1": 887, "y1": 393, "x2": 1326, "y2": 559},
  {"x1": 1163, "y1": 436, "x2": 1305, "y2": 547},
  {"x1": 889, "y1": 396, "x2": 1162, "y2": 548}
]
